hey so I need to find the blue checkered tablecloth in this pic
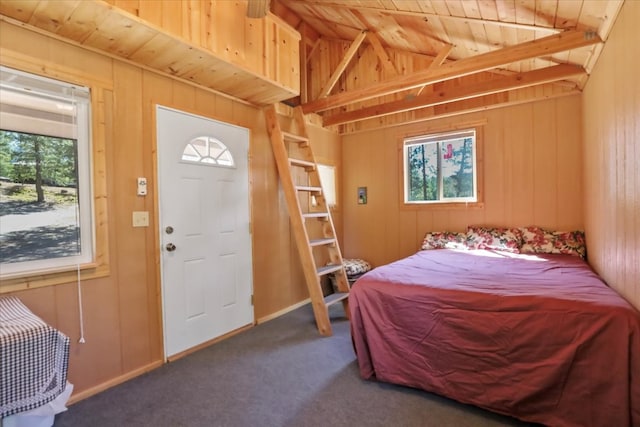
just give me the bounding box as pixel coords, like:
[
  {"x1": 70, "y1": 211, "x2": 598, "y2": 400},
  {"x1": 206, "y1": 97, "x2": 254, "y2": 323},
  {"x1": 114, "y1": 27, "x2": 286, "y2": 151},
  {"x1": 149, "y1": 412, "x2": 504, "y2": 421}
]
[{"x1": 0, "y1": 296, "x2": 70, "y2": 418}]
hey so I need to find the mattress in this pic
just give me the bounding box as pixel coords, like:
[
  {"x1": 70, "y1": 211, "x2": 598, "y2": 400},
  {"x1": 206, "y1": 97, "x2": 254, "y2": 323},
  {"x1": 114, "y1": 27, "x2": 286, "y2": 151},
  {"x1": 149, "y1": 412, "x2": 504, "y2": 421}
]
[{"x1": 349, "y1": 249, "x2": 640, "y2": 427}]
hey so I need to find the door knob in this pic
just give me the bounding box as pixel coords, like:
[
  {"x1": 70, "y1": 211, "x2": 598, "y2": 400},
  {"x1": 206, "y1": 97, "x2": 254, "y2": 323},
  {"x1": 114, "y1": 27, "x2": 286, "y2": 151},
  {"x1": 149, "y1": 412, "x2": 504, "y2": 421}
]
[{"x1": 166, "y1": 243, "x2": 176, "y2": 252}]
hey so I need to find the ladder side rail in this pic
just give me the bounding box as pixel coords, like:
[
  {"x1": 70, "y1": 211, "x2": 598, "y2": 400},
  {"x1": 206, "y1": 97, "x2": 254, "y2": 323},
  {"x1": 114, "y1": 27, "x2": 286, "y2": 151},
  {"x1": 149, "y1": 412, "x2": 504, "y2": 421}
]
[
  {"x1": 264, "y1": 106, "x2": 334, "y2": 335},
  {"x1": 293, "y1": 107, "x2": 351, "y2": 297}
]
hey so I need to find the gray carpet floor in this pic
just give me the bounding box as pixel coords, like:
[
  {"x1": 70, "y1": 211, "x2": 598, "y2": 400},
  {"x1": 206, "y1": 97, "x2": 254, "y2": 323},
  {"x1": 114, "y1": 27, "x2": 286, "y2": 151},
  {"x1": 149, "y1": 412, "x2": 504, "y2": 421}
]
[{"x1": 54, "y1": 304, "x2": 537, "y2": 427}]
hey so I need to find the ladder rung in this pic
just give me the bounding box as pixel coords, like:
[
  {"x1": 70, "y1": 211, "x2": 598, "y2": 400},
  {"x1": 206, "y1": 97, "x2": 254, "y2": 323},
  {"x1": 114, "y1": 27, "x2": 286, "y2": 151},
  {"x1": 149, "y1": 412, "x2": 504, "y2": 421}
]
[
  {"x1": 309, "y1": 238, "x2": 336, "y2": 247},
  {"x1": 296, "y1": 185, "x2": 322, "y2": 193},
  {"x1": 282, "y1": 131, "x2": 309, "y2": 145},
  {"x1": 303, "y1": 212, "x2": 329, "y2": 218},
  {"x1": 303, "y1": 212, "x2": 329, "y2": 221},
  {"x1": 289, "y1": 158, "x2": 316, "y2": 170},
  {"x1": 324, "y1": 292, "x2": 349, "y2": 307},
  {"x1": 317, "y1": 264, "x2": 343, "y2": 276}
]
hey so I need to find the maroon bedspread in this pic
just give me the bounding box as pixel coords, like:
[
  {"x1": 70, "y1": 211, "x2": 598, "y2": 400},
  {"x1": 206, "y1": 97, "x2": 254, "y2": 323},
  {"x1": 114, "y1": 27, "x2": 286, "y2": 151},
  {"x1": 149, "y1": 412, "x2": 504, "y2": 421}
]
[{"x1": 349, "y1": 249, "x2": 640, "y2": 427}]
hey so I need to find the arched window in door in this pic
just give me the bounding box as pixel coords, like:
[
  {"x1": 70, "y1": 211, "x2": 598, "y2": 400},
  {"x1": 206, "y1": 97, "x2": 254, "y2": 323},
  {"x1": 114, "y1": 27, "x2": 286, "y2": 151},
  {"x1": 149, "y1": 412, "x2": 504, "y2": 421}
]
[{"x1": 181, "y1": 136, "x2": 234, "y2": 167}]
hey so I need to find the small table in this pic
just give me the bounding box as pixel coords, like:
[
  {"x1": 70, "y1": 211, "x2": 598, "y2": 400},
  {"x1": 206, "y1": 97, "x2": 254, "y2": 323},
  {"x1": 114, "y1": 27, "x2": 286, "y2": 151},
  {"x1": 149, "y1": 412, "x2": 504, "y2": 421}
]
[{"x1": 0, "y1": 296, "x2": 70, "y2": 418}]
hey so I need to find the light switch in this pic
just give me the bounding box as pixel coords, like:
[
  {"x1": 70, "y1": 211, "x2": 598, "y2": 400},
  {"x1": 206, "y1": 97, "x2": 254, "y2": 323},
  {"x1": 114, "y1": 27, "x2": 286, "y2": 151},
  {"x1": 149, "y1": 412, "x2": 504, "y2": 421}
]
[{"x1": 132, "y1": 211, "x2": 149, "y2": 227}]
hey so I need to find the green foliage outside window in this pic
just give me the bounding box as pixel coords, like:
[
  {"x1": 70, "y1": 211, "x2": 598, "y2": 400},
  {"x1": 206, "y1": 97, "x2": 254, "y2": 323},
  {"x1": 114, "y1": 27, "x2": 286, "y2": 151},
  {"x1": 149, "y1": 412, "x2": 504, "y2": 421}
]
[
  {"x1": 407, "y1": 143, "x2": 438, "y2": 201},
  {"x1": 1, "y1": 131, "x2": 78, "y2": 201},
  {"x1": 405, "y1": 131, "x2": 476, "y2": 203}
]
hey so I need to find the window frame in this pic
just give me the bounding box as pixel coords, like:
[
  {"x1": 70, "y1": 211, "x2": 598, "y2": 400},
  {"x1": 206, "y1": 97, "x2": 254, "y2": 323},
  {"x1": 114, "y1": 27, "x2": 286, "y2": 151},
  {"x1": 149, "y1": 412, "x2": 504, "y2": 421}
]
[
  {"x1": 181, "y1": 135, "x2": 235, "y2": 168},
  {"x1": 0, "y1": 67, "x2": 94, "y2": 276},
  {"x1": 0, "y1": 64, "x2": 109, "y2": 292},
  {"x1": 398, "y1": 124, "x2": 484, "y2": 210},
  {"x1": 317, "y1": 163, "x2": 337, "y2": 209}
]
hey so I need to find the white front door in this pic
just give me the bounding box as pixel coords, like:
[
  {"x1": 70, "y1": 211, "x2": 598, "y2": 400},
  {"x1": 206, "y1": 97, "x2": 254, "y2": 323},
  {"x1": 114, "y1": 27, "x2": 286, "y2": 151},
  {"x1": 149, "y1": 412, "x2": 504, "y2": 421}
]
[{"x1": 156, "y1": 105, "x2": 253, "y2": 358}]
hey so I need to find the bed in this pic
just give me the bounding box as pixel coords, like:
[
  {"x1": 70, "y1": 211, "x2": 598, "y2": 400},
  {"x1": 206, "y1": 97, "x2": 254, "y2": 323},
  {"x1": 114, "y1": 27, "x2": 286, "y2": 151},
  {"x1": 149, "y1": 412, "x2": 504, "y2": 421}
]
[{"x1": 349, "y1": 228, "x2": 640, "y2": 427}]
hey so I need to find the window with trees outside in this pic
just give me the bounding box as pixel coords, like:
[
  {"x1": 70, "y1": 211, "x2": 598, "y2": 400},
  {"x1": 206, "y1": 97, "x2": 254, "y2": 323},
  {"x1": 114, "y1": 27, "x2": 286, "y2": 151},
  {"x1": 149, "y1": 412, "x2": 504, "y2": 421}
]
[
  {"x1": 0, "y1": 66, "x2": 93, "y2": 277},
  {"x1": 403, "y1": 129, "x2": 477, "y2": 204}
]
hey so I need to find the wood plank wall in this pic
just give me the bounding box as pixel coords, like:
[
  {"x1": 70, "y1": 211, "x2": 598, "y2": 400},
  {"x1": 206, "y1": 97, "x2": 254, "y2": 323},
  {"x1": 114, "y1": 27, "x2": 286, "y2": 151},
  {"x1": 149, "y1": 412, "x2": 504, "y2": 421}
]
[
  {"x1": 341, "y1": 95, "x2": 583, "y2": 268},
  {"x1": 583, "y1": 0, "x2": 640, "y2": 311},
  {"x1": 104, "y1": 0, "x2": 300, "y2": 93},
  {"x1": 0, "y1": 20, "x2": 336, "y2": 399}
]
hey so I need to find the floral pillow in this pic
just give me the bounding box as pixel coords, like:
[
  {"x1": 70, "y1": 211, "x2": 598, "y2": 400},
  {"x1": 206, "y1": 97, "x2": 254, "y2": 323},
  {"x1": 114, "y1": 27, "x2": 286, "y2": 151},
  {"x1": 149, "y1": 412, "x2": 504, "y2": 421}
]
[
  {"x1": 520, "y1": 226, "x2": 586, "y2": 258},
  {"x1": 342, "y1": 258, "x2": 372, "y2": 276},
  {"x1": 421, "y1": 231, "x2": 468, "y2": 250},
  {"x1": 465, "y1": 226, "x2": 523, "y2": 253}
]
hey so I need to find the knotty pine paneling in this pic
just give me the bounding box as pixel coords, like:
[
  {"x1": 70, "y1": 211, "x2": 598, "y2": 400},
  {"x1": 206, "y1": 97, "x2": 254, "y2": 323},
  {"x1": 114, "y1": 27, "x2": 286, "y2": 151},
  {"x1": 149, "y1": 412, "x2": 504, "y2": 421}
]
[
  {"x1": 583, "y1": 0, "x2": 640, "y2": 311},
  {"x1": 107, "y1": 0, "x2": 300, "y2": 93},
  {"x1": 0, "y1": 1, "x2": 299, "y2": 105},
  {"x1": 0, "y1": 20, "x2": 331, "y2": 400},
  {"x1": 342, "y1": 95, "x2": 583, "y2": 268}
]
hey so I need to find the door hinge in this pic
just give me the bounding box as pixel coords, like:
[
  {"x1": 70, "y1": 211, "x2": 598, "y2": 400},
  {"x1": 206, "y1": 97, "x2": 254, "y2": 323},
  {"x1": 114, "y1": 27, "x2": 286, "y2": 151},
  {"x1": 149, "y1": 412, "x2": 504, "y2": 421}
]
[{"x1": 251, "y1": 294, "x2": 254, "y2": 305}]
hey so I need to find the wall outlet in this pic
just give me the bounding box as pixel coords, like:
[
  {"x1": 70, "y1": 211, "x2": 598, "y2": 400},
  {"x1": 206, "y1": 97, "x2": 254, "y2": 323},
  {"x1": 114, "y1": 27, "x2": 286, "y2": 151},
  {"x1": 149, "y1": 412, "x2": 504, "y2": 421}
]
[{"x1": 132, "y1": 211, "x2": 149, "y2": 227}]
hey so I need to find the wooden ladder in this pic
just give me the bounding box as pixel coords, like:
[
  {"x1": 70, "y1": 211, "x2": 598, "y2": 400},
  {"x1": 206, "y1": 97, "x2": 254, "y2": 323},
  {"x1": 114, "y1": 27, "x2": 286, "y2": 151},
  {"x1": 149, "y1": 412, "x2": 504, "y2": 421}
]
[{"x1": 264, "y1": 104, "x2": 350, "y2": 336}]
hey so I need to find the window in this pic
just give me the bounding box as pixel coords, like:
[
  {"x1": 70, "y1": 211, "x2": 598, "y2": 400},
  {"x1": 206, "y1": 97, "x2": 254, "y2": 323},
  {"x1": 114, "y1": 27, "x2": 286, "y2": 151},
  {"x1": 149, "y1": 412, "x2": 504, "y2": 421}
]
[
  {"x1": 0, "y1": 66, "x2": 93, "y2": 277},
  {"x1": 403, "y1": 129, "x2": 477, "y2": 204},
  {"x1": 181, "y1": 136, "x2": 234, "y2": 167},
  {"x1": 317, "y1": 164, "x2": 337, "y2": 208}
]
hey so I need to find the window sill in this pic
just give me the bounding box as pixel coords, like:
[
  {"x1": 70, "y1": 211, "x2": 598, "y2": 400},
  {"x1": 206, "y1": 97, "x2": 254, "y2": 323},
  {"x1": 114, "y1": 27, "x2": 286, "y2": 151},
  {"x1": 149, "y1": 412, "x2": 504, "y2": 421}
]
[
  {"x1": 0, "y1": 262, "x2": 109, "y2": 294},
  {"x1": 400, "y1": 202, "x2": 485, "y2": 211}
]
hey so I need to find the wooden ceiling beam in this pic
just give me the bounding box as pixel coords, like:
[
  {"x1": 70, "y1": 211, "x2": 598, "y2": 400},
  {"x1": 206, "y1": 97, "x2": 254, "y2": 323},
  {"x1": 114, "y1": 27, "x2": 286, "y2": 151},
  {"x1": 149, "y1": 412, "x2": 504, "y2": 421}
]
[
  {"x1": 338, "y1": 88, "x2": 580, "y2": 136},
  {"x1": 302, "y1": 30, "x2": 600, "y2": 114},
  {"x1": 353, "y1": 8, "x2": 408, "y2": 75},
  {"x1": 316, "y1": 30, "x2": 367, "y2": 98},
  {"x1": 323, "y1": 64, "x2": 586, "y2": 126},
  {"x1": 413, "y1": 43, "x2": 453, "y2": 96},
  {"x1": 428, "y1": 43, "x2": 454, "y2": 68},
  {"x1": 299, "y1": 1, "x2": 563, "y2": 33},
  {"x1": 305, "y1": 38, "x2": 322, "y2": 65},
  {"x1": 365, "y1": 31, "x2": 398, "y2": 76}
]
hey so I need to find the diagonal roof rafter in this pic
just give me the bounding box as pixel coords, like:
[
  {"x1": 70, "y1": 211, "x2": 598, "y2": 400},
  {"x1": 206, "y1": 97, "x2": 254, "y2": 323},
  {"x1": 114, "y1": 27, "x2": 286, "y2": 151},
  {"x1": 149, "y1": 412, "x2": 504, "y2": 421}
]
[
  {"x1": 411, "y1": 44, "x2": 454, "y2": 97},
  {"x1": 316, "y1": 30, "x2": 368, "y2": 99}
]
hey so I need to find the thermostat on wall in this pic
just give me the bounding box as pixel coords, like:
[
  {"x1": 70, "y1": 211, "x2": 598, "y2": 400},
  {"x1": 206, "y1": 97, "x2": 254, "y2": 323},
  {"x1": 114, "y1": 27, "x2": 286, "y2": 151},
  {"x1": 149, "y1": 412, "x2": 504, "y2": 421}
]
[{"x1": 358, "y1": 187, "x2": 367, "y2": 204}]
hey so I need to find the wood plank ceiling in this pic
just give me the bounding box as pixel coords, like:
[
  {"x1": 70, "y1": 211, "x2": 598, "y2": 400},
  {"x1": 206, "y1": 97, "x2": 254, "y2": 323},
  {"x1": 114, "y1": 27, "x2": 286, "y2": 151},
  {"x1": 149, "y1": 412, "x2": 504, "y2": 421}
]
[
  {"x1": 272, "y1": 0, "x2": 625, "y2": 132},
  {"x1": 0, "y1": 0, "x2": 301, "y2": 106},
  {"x1": 0, "y1": 0, "x2": 625, "y2": 132}
]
